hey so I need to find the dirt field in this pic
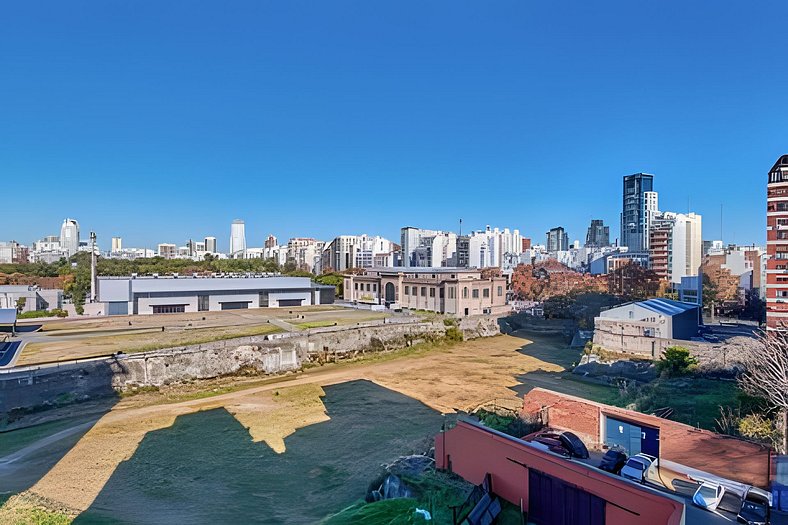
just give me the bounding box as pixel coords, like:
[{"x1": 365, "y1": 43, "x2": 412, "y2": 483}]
[
  {"x1": 0, "y1": 332, "x2": 580, "y2": 523},
  {"x1": 15, "y1": 306, "x2": 391, "y2": 365}
]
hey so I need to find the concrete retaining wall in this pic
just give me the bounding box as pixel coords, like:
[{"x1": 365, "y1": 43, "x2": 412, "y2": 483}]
[{"x1": 1, "y1": 315, "x2": 503, "y2": 419}]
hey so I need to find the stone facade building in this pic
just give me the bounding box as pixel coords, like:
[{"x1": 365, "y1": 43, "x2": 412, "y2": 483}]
[{"x1": 343, "y1": 267, "x2": 509, "y2": 316}]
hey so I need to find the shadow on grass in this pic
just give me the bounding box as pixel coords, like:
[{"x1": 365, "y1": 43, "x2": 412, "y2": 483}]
[{"x1": 74, "y1": 380, "x2": 448, "y2": 525}]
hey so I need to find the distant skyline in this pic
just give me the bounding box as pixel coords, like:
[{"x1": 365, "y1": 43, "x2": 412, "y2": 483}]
[{"x1": 3, "y1": 1, "x2": 788, "y2": 251}]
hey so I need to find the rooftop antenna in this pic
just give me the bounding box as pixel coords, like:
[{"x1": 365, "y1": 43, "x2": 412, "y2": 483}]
[{"x1": 459, "y1": 218, "x2": 463, "y2": 237}]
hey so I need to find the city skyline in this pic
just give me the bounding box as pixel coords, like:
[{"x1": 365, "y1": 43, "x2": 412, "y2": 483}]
[{"x1": 3, "y1": 2, "x2": 787, "y2": 248}]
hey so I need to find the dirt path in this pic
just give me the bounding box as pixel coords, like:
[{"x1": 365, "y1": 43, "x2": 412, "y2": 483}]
[{"x1": 0, "y1": 332, "x2": 578, "y2": 522}]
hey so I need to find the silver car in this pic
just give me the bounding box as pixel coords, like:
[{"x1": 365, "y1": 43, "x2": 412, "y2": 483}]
[
  {"x1": 620, "y1": 453, "x2": 657, "y2": 484},
  {"x1": 692, "y1": 481, "x2": 726, "y2": 511}
]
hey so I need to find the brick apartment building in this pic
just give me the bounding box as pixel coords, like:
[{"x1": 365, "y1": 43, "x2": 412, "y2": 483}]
[{"x1": 767, "y1": 154, "x2": 788, "y2": 329}]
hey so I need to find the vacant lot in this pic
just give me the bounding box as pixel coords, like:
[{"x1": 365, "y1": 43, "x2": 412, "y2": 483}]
[
  {"x1": 0, "y1": 332, "x2": 579, "y2": 523},
  {"x1": 16, "y1": 306, "x2": 391, "y2": 365}
]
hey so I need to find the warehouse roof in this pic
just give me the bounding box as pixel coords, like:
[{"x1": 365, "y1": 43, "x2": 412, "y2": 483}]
[{"x1": 638, "y1": 298, "x2": 698, "y2": 317}]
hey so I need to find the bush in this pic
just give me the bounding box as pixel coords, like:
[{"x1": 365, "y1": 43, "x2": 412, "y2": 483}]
[
  {"x1": 16, "y1": 309, "x2": 68, "y2": 319},
  {"x1": 739, "y1": 414, "x2": 783, "y2": 449},
  {"x1": 656, "y1": 346, "x2": 698, "y2": 377},
  {"x1": 444, "y1": 327, "x2": 463, "y2": 342}
]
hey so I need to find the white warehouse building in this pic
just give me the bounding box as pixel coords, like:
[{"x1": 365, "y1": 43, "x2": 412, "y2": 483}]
[{"x1": 96, "y1": 276, "x2": 335, "y2": 315}]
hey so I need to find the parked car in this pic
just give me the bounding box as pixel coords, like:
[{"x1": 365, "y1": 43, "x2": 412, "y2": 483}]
[
  {"x1": 598, "y1": 449, "x2": 628, "y2": 474},
  {"x1": 693, "y1": 481, "x2": 726, "y2": 511},
  {"x1": 620, "y1": 453, "x2": 657, "y2": 484},
  {"x1": 522, "y1": 429, "x2": 589, "y2": 459},
  {"x1": 737, "y1": 486, "x2": 771, "y2": 525}
]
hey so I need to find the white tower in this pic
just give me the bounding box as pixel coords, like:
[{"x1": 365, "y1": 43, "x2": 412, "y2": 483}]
[
  {"x1": 60, "y1": 218, "x2": 80, "y2": 258},
  {"x1": 230, "y1": 220, "x2": 246, "y2": 258}
]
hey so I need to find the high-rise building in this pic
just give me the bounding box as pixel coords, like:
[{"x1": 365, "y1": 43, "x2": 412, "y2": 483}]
[
  {"x1": 546, "y1": 227, "x2": 569, "y2": 252},
  {"x1": 647, "y1": 212, "x2": 702, "y2": 284},
  {"x1": 230, "y1": 220, "x2": 246, "y2": 258},
  {"x1": 157, "y1": 243, "x2": 177, "y2": 259},
  {"x1": 60, "y1": 218, "x2": 80, "y2": 258},
  {"x1": 766, "y1": 154, "x2": 788, "y2": 329},
  {"x1": 585, "y1": 220, "x2": 610, "y2": 247},
  {"x1": 204, "y1": 236, "x2": 217, "y2": 253},
  {"x1": 401, "y1": 227, "x2": 442, "y2": 267},
  {"x1": 111, "y1": 237, "x2": 122, "y2": 253},
  {"x1": 621, "y1": 173, "x2": 658, "y2": 252},
  {"x1": 264, "y1": 235, "x2": 278, "y2": 249}
]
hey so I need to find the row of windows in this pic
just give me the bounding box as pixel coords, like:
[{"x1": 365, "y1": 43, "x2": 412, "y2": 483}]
[
  {"x1": 401, "y1": 285, "x2": 504, "y2": 299},
  {"x1": 354, "y1": 282, "x2": 378, "y2": 292},
  {"x1": 768, "y1": 202, "x2": 788, "y2": 212}
]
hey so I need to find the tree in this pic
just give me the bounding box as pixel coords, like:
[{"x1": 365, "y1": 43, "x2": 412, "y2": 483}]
[
  {"x1": 739, "y1": 331, "x2": 788, "y2": 453},
  {"x1": 656, "y1": 346, "x2": 698, "y2": 377},
  {"x1": 608, "y1": 262, "x2": 661, "y2": 300},
  {"x1": 15, "y1": 296, "x2": 26, "y2": 313}
]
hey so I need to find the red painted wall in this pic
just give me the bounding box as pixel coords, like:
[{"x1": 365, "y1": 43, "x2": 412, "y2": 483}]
[
  {"x1": 521, "y1": 388, "x2": 771, "y2": 488},
  {"x1": 436, "y1": 421, "x2": 685, "y2": 525}
]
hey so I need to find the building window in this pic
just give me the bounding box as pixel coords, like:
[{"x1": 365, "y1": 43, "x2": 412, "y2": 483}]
[
  {"x1": 366, "y1": 283, "x2": 370, "y2": 291},
  {"x1": 472, "y1": 289, "x2": 479, "y2": 299},
  {"x1": 497, "y1": 286, "x2": 503, "y2": 297},
  {"x1": 449, "y1": 287, "x2": 455, "y2": 299},
  {"x1": 405, "y1": 286, "x2": 410, "y2": 295},
  {"x1": 483, "y1": 288, "x2": 489, "y2": 298},
  {"x1": 373, "y1": 283, "x2": 377, "y2": 292},
  {"x1": 778, "y1": 202, "x2": 788, "y2": 212},
  {"x1": 198, "y1": 295, "x2": 209, "y2": 311},
  {"x1": 439, "y1": 288, "x2": 444, "y2": 299},
  {"x1": 355, "y1": 283, "x2": 359, "y2": 290},
  {"x1": 463, "y1": 287, "x2": 468, "y2": 299},
  {"x1": 429, "y1": 288, "x2": 435, "y2": 297},
  {"x1": 152, "y1": 304, "x2": 186, "y2": 314},
  {"x1": 421, "y1": 287, "x2": 426, "y2": 297}
]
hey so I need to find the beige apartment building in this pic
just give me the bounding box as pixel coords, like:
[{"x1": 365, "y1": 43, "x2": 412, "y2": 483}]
[{"x1": 344, "y1": 268, "x2": 509, "y2": 316}]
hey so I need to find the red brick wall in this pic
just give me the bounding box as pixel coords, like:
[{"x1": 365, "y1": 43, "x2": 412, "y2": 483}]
[
  {"x1": 521, "y1": 388, "x2": 771, "y2": 488},
  {"x1": 436, "y1": 421, "x2": 685, "y2": 525}
]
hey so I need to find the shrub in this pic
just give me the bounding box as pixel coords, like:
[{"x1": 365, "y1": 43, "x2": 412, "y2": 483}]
[
  {"x1": 739, "y1": 414, "x2": 783, "y2": 449},
  {"x1": 656, "y1": 346, "x2": 698, "y2": 377},
  {"x1": 444, "y1": 327, "x2": 463, "y2": 342}
]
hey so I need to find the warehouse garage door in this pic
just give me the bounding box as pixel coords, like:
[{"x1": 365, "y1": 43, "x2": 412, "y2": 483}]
[
  {"x1": 604, "y1": 416, "x2": 659, "y2": 457},
  {"x1": 528, "y1": 469, "x2": 605, "y2": 525},
  {"x1": 220, "y1": 301, "x2": 250, "y2": 310},
  {"x1": 277, "y1": 299, "x2": 304, "y2": 307}
]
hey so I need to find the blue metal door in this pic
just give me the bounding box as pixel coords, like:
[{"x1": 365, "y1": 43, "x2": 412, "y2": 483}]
[
  {"x1": 641, "y1": 425, "x2": 660, "y2": 457},
  {"x1": 605, "y1": 417, "x2": 641, "y2": 456}
]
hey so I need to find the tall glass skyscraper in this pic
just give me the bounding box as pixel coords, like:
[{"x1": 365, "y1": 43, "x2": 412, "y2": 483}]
[
  {"x1": 230, "y1": 220, "x2": 246, "y2": 258},
  {"x1": 621, "y1": 173, "x2": 657, "y2": 252}
]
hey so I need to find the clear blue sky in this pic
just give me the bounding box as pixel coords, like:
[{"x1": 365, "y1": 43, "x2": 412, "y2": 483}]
[{"x1": 2, "y1": 1, "x2": 787, "y2": 252}]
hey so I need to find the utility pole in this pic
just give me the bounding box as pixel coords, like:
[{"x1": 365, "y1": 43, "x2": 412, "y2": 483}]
[{"x1": 90, "y1": 231, "x2": 97, "y2": 303}]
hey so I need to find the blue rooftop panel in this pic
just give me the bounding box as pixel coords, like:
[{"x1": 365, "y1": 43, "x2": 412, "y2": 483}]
[
  {"x1": 0, "y1": 309, "x2": 17, "y2": 325},
  {"x1": 638, "y1": 298, "x2": 697, "y2": 317}
]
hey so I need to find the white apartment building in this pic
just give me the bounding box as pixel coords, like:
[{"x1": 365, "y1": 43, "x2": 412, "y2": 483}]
[
  {"x1": 287, "y1": 238, "x2": 324, "y2": 272},
  {"x1": 230, "y1": 220, "x2": 247, "y2": 258},
  {"x1": 157, "y1": 243, "x2": 177, "y2": 259},
  {"x1": 649, "y1": 211, "x2": 703, "y2": 284},
  {"x1": 321, "y1": 234, "x2": 395, "y2": 272},
  {"x1": 467, "y1": 226, "x2": 523, "y2": 269}
]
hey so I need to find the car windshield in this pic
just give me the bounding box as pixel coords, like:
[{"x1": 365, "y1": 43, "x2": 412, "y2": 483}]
[
  {"x1": 740, "y1": 501, "x2": 767, "y2": 519},
  {"x1": 627, "y1": 460, "x2": 645, "y2": 470},
  {"x1": 698, "y1": 486, "x2": 717, "y2": 499}
]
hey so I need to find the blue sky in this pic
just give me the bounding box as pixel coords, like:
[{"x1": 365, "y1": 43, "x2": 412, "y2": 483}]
[{"x1": 2, "y1": 1, "x2": 787, "y2": 252}]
